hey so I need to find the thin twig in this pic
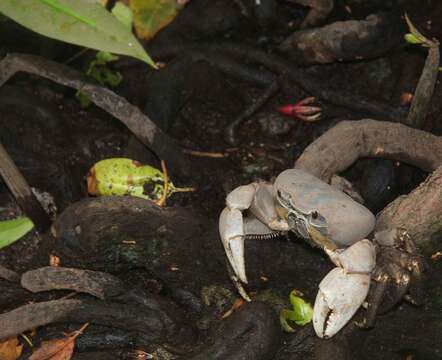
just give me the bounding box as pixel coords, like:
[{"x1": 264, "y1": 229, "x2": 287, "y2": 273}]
[
  {"x1": 225, "y1": 79, "x2": 279, "y2": 145},
  {"x1": 183, "y1": 149, "x2": 228, "y2": 158},
  {"x1": 155, "y1": 160, "x2": 168, "y2": 207}
]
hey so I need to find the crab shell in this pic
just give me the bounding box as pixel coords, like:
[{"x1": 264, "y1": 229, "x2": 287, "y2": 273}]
[{"x1": 274, "y1": 169, "x2": 376, "y2": 248}]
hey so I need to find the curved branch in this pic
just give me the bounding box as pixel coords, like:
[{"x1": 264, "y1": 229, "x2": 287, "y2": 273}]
[
  {"x1": 295, "y1": 119, "x2": 442, "y2": 182},
  {"x1": 0, "y1": 53, "x2": 190, "y2": 177}
]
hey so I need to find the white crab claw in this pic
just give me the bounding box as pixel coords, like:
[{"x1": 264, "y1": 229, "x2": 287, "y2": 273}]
[
  {"x1": 219, "y1": 207, "x2": 247, "y2": 283},
  {"x1": 313, "y1": 268, "x2": 371, "y2": 338}
]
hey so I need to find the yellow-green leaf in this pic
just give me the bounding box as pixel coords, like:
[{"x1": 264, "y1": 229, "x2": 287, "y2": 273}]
[
  {"x1": 0, "y1": 217, "x2": 34, "y2": 250},
  {"x1": 87, "y1": 158, "x2": 193, "y2": 201},
  {"x1": 111, "y1": 2, "x2": 133, "y2": 30},
  {"x1": 131, "y1": 0, "x2": 185, "y2": 41},
  {"x1": 404, "y1": 13, "x2": 430, "y2": 46},
  {"x1": 404, "y1": 33, "x2": 423, "y2": 45},
  {"x1": 280, "y1": 290, "x2": 313, "y2": 332},
  {"x1": 0, "y1": 0, "x2": 156, "y2": 68}
]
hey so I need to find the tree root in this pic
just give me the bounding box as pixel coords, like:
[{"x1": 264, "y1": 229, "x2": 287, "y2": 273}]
[
  {"x1": 0, "y1": 53, "x2": 190, "y2": 177},
  {"x1": 375, "y1": 166, "x2": 442, "y2": 252},
  {"x1": 295, "y1": 119, "x2": 442, "y2": 182},
  {"x1": 0, "y1": 265, "x2": 19, "y2": 282},
  {"x1": 0, "y1": 299, "x2": 170, "y2": 343},
  {"x1": 188, "y1": 302, "x2": 280, "y2": 360},
  {"x1": 21, "y1": 267, "x2": 126, "y2": 300},
  {"x1": 405, "y1": 45, "x2": 440, "y2": 128},
  {"x1": 279, "y1": 13, "x2": 402, "y2": 64},
  {"x1": 291, "y1": 0, "x2": 334, "y2": 29},
  {"x1": 225, "y1": 79, "x2": 279, "y2": 145}
]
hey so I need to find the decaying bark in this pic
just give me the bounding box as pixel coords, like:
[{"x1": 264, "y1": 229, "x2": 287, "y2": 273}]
[
  {"x1": 0, "y1": 141, "x2": 51, "y2": 231},
  {"x1": 375, "y1": 166, "x2": 442, "y2": 252},
  {"x1": 21, "y1": 267, "x2": 126, "y2": 300},
  {"x1": 188, "y1": 302, "x2": 281, "y2": 360},
  {"x1": 0, "y1": 53, "x2": 190, "y2": 177},
  {"x1": 0, "y1": 265, "x2": 20, "y2": 283},
  {"x1": 295, "y1": 119, "x2": 442, "y2": 182},
  {"x1": 405, "y1": 44, "x2": 440, "y2": 129},
  {"x1": 291, "y1": 0, "x2": 334, "y2": 29},
  {"x1": 279, "y1": 14, "x2": 402, "y2": 64},
  {"x1": 295, "y1": 119, "x2": 442, "y2": 251},
  {"x1": 0, "y1": 299, "x2": 172, "y2": 342}
]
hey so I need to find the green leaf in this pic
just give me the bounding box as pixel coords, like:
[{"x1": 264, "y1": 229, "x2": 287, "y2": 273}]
[
  {"x1": 0, "y1": 0, "x2": 156, "y2": 68},
  {"x1": 404, "y1": 13, "x2": 430, "y2": 46},
  {"x1": 280, "y1": 309, "x2": 297, "y2": 333},
  {"x1": 0, "y1": 217, "x2": 34, "y2": 249},
  {"x1": 280, "y1": 290, "x2": 313, "y2": 332},
  {"x1": 76, "y1": 91, "x2": 92, "y2": 107},
  {"x1": 87, "y1": 158, "x2": 193, "y2": 201},
  {"x1": 404, "y1": 33, "x2": 423, "y2": 45},
  {"x1": 289, "y1": 290, "x2": 313, "y2": 325},
  {"x1": 95, "y1": 51, "x2": 119, "y2": 64},
  {"x1": 111, "y1": 2, "x2": 133, "y2": 30},
  {"x1": 131, "y1": 0, "x2": 185, "y2": 41}
]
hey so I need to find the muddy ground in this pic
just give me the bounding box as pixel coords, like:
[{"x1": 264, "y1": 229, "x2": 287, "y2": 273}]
[{"x1": 0, "y1": 0, "x2": 442, "y2": 359}]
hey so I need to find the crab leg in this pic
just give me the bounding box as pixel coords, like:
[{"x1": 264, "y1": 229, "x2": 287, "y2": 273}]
[
  {"x1": 219, "y1": 184, "x2": 258, "y2": 284},
  {"x1": 219, "y1": 182, "x2": 289, "y2": 287},
  {"x1": 313, "y1": 239, "x2": 376, "y2": 338}
]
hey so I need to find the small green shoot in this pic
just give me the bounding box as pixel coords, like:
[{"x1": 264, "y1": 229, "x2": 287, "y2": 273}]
[
  {"x1": 76, "y1": 2, "x2": 133, "y2": 107},
  {"x1": 76, "y1": 51, "x2": 123, "y2": 107},
  {"x1": 404, "y1": 13, "x2": 436, "y2": 47},
  {"x1": 280, "y1": 289, "x2": 313, "y2": 332}
]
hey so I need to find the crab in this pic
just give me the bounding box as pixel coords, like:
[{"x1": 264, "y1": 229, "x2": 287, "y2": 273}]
[{"x1": 219, "y1": 168, "x2": 425, "y2": 338}]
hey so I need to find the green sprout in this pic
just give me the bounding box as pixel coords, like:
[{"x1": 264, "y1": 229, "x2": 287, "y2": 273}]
[{"x1": 280, "y1": 289, "x2": 313, "y2": 332}]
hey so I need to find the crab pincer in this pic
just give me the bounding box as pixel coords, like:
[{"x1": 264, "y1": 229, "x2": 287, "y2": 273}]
[{"x1": 313, "y1": 240, "x2": 376, "y2": 338}]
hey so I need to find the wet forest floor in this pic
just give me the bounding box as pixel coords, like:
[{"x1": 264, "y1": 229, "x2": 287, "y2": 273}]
[{"x1": 0, "y1": 0, "x2": 442, "y2": 359}]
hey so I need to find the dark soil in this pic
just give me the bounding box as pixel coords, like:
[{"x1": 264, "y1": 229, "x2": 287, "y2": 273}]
[{"x1": 0, "y1": 0, "x2": 441, "y2": 359}]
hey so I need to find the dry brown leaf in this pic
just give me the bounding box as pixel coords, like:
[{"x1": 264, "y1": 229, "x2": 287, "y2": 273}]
[
  {"x1": 49, "y1": 254, "x2": 60, "y2": 267},
  {"x1": 29, "y1": 338, "x2": 74, "y2": 360},
  {"x1": 29, "y1": 323, "x2": 88, "y2": 360},
  {"x1": 0, "y1": 337, "x2": 23, "y2": 360},
  {"x1": 221, "y1": 298, "x2": 245, "y2": 319}
]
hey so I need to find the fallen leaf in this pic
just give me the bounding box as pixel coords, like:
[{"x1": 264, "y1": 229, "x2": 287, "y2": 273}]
[
  {"x1": 87, "y1": 158, "x2": 193, "y2": 201},
  {"x1": 221, "y1": 298, "x2": 245, "y2": 319},
  {"x1": 29, "y1": 338, "x2": 73, "y2": 360},
  {"x1": 49, "y1": 254, "x2": 61, "y2": 267},
  {"x1": 131, "y1": 0, "x2": 187, "y2": 40},
  {"x1": 0, "y1": 337, "x2": 23, "y2": 360},
  {"x1": 29, "y1": 323, "x2": 88, "y2": 360}
]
